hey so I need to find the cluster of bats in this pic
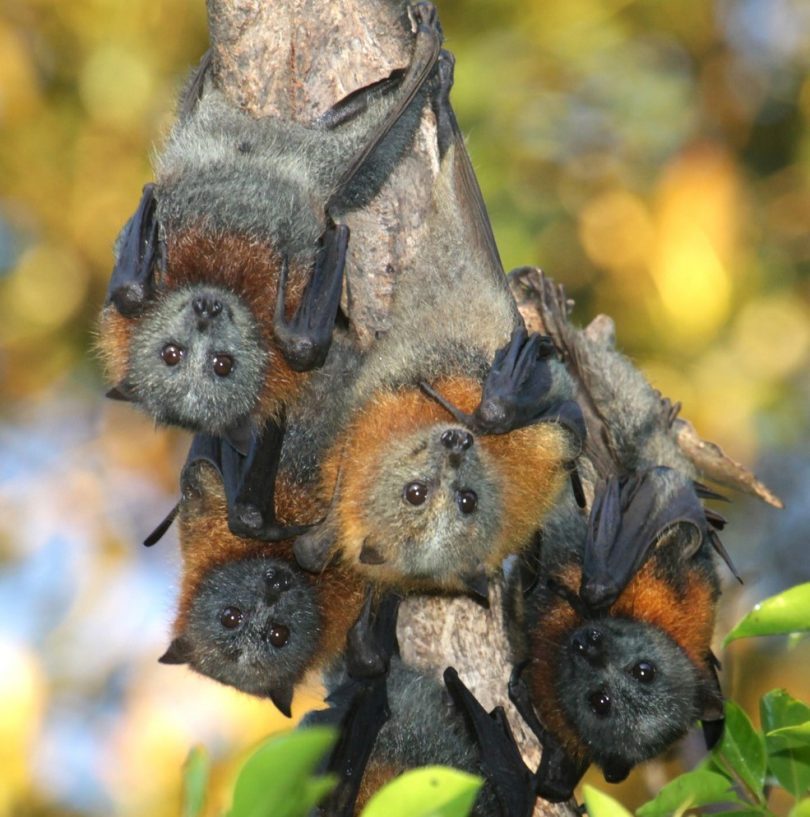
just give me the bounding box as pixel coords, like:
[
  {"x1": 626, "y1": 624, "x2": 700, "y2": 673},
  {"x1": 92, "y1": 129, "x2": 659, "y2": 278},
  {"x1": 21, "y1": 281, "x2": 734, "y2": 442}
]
[{"x1": 98, "y1": 4, "x2": 748, "y2": 815}]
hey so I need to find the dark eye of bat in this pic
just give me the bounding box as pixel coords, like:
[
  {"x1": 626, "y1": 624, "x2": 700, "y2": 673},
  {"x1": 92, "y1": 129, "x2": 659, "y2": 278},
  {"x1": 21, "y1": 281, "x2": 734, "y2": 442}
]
[
  {"x1": 212, "y1": 354, "x2": 234, "y2": 377},
  {"x1": 631, "y1": 661, "x2": 656, "y2": 683},
  {"x1": 161, "y1": 343, "x2": 184, "y2": 366},
  {"x1": 268, "y1": 623, "x2": 290, "y2": 648},
  {"x1": 404, "y1": 481, "x2": 428, "y2": 506},
  {"x1": 589, "y1": 690, "x2": 612, "y2": 717},
  {"x1": 220, "y1": 606, "x2": 243, "y2": 629},
  {"x1": 456, "y1": 489, "x2": 478, "y2": 514}
]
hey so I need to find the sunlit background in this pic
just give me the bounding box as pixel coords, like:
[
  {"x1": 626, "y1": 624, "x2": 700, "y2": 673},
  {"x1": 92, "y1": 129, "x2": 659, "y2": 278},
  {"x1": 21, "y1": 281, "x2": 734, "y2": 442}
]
[{"x1": 1, "y1": 0, "x2": 809, "y2": 814}]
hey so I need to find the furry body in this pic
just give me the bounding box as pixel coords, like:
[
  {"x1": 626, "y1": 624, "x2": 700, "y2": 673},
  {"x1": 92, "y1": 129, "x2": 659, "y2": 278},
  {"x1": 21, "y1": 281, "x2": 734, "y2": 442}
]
[
  {"x1": 298, "y1": 146, "x2": 581, "y2": 592},
  {"x1": 504, "y1": 283, "x2": 728, "y2": 796},
  {"x1": 518, "y1": 488, "x2": 720, "y2": 787},
  {"x1": 100, "y1": 16, "x2": 440, "y2": 439}
]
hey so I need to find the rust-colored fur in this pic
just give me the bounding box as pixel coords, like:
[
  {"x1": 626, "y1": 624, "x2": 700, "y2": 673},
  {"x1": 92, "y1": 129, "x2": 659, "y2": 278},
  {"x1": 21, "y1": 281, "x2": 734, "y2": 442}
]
[
  {"x1": 354, "y1": 762, "x2": 402, "y2": 814},
  {"x1": 174, "y1": 462, "x2": 365, "y2": 667},
  {"x1": 98, "y1": 227, "x2": 312, "y2": 422},
  {"x1": 528, "y1": 556, "x2": 717, "y2": 762},
  {"x1": 323, "y1": 376, "x2": 573, "y2": 591}
]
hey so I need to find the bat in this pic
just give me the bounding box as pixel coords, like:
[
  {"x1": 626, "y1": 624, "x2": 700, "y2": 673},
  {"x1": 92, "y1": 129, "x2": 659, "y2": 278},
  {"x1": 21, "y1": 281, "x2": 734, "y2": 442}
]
[
  {"x1": 98, "y1": 3, "x2": 445, "y2": 452},
  {"x1": 307, "y1": 656, "x2": 504, "y2": 817},
  {"x1": 500, "y1": 275, "x2": 731, "y2": 799},
  {"x1": 156, "y1": 432, "x2": 367, "y2": 717},
  {"x1": 508, "y1": 483, "x2": 725, "y2": 801},
  {"x1": 292, "y1": 50, "x2": 585, "y2": 598}
]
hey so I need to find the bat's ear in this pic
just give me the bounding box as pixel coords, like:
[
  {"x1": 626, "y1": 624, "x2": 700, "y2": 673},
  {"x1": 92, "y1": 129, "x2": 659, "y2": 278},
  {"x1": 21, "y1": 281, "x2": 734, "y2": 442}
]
[
  {"x1": 267, "y1": 683, "x2": 294, "y2": 718},
  {"x1": 105, "y1": 380, "x2": 138, "y2": 403},
  {"x1": 293, "y1": 520, "x2": 336, "y2": 573},
  {"x1": 158, "y1": 635, "x2": 193, "y2": 665},
  {"x1": 180, "y1": 460, "x2": 225, "y2": 514},
  {"x1": 602, "y1": 759, "x2": 631, "y2": 784}
]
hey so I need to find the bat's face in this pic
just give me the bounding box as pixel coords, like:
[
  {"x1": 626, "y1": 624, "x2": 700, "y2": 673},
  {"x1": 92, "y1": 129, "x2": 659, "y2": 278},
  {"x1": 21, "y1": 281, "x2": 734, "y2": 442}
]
[
  {"x1": 127, "y1": 285, "x2": 268, "y2": 433},
  {"x1": 352, "y1": 424, "x2": 502, "y2": 586},
  {"x1": 556, "y1": 618, "x2": 699, "y2": 780},
  {"x1": 172, "y1": 557, "x2": 320, "y2": 709}
]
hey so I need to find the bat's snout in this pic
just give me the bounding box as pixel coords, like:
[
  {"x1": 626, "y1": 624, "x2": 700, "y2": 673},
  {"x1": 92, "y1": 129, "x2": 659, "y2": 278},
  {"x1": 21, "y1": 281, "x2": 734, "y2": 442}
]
[
  {"x1": 439, "y1": 428, "x2": 474, "y2": 469},
  {"x1": 569, "y1": 625, "x2": 606, "y2": 667}
]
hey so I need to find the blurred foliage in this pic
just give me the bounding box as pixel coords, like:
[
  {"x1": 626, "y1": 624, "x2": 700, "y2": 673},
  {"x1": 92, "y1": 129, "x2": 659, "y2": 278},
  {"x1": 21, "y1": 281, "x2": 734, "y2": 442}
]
[{"x1": 0, "y1": 0, "x2": 809, "y2": 815}]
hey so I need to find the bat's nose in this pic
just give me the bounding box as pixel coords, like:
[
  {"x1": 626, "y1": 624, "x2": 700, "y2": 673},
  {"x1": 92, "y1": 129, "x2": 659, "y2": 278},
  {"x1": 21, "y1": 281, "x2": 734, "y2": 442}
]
[
  {"x1": 192, "y1": 294, "x2": 223, "y2": 320},
  {"x1": 440, "y1": 428, "x2": 474, "y2": 452},
  {"x1": 264, "y1": 567, "x2": 293, "y2": 604},
  {"x1": 570, "y1": 626, "x2": 605, "y2": 667}
]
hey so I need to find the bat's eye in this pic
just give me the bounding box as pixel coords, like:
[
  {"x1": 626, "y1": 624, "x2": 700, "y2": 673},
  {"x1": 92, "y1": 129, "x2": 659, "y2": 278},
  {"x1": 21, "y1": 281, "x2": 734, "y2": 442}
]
[
  {"x1": 267, "y1": 623, "x2": 290, "y2": 648},
  {"x1": 213, "y1": 354, "x2": 234, "y2": 377},
  {"x1": 404, "y1": 481, "x2": 428, "y2": 506},
  {"x1": 162, "y1": 343, "x2": 184, "y2": 366},
  {"x1": 456, "y1": 489, "x2": 478, "y2": 514},
  {"x1": 589, "y1": 690, "x2": 612, "y2": 717},
  {"x1": 631, "y1": 661, "x2": 656, "y2": 683},
  {"x1": 220, "y1": 606, "x2": 243, "y2": 629}
]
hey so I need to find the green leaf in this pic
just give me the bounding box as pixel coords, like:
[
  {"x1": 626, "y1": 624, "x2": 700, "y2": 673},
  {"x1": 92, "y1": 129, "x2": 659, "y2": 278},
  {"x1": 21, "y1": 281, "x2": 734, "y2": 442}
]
[
  {"x1": 360, "y1": 766, "x2": 482, "y2": 817},
  {"x1": 636, "y1": 770, "x2": 740, "y2": 817},
  {"x1": 790, "y1": 798, "x2": 810, "y2": 817},
  {"x1": 714, "y1": 701, "x2": 766, "y2": 799},
  {"x1": 761, "y1": 691, "x2": 810, "y2": 799},
  {"x1": 227, "y1": 727, "x2": 336, "y2": 817},
  {"x1": 182, "y1": 746, "x2": 211, "y2": 817},
  {"x1": 582, "y1": 784, "x2": 633, "y2": 817},
  {"x1": 768, "y1": 722, "x2": 810, "y2": 749},
  {"x1": 725, "y1": 584, "x2": 810, "y2": 644}
]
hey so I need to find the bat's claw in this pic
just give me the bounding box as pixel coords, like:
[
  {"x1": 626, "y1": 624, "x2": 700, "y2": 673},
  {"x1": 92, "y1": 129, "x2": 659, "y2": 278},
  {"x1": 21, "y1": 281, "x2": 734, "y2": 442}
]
[
  {"x1": 475, "y1": 328, "x2": 557, "y2": 434},
  {"x1": 274, "y1": 224, "x2": 349, "y2": 372},
  {"x1": 106, "y1": 183, "x2": 161, "y2": 316},
  {"x1": 228, "y1": 502, "x2": 312, "y2": 542},
  {"x1": 410, "y1": 1, "x2": 439, "y2": 32}
]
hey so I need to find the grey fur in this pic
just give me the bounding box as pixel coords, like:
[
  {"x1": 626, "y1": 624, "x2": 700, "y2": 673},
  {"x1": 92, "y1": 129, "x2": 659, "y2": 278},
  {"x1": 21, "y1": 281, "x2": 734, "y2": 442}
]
[
  {"x1": 120, "y1": 47, "x2": 432, "y2": 435},
  {"x1": 367, "y1": 659, "x2": 499, "y2": 816},
  {"x1": 182, "y1": 556, "x2": 320, "y2": 699},
  {"x1": 555, "y1": 618, "x2": 700, "y2": 770},
  {"x1": 280, "y1": 333, "x2": 366, "y2": 484},
  {"x1": 317, "y1": 147, "x2": 580, "y2": 583},
  {"x1": 364, "y1": 424, "x2": 503, "y2": 582},
  {"x1": 156, "y1": 76, "x2": 430, "y2": 260},
  {"x1": 128, "y1": 285, "x2": 268, "y2": 433}
]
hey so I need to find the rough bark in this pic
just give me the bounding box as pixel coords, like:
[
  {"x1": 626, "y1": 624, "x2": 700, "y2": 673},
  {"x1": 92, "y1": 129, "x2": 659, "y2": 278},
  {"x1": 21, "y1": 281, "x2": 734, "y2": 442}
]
[{"x1": 205, "y1": 2, "x2": 575, "y2": 815}]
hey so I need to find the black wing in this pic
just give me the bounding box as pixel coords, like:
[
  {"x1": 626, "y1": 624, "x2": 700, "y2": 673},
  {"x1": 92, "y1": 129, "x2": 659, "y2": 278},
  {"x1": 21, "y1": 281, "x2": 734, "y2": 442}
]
[
  {"x1": 444, "y1": 667, "x2": 536, "y2": 817},
  {"x1": 580, "y1": 468, "x2": 709, "y2": 610},
  {"x1": 106, "y1": 183, "x2": 162, "y2": 317},
  {"x1": 316, "y1": 594, "x2": 400, "y2": 817}
]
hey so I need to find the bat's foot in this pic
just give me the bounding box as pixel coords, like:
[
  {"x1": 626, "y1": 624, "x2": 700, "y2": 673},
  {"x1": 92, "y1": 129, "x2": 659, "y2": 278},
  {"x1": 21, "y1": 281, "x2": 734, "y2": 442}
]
[
  {"x1": 345, "y1": 592, "x2": 399, "y2": 681},
  {"x1": 476, "y1": 328, "x2": 557, "y2": 434},
  {"x1": 432, "y1": 49, "x2": 456, "y2": 156},
  {"x1": 409, "y1": 1, "x2": 440, "y2": 33},
  {"x1": 228, "y1": 502, "x2": 312, "y2": 542},
  {"x1": 107, "y1": 183, "x2": 162, "y2": 317},
  {"x1": 274, "y1": 224, "x2": 349, "y2": 373}
]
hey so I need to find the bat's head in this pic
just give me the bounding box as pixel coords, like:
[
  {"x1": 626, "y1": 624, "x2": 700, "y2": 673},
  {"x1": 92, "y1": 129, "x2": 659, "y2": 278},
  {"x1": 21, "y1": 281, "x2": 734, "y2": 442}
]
[
  {"x1": 344, "y1": 422, "x2": 503, "y2": 589},
  {"x1": 160, "y1": 555, "x2": 319, "y2": 716},
  {"x1": 556, "y1": 617, "x2": 700, "y2": 781},
  {"x1": 127, "y1": 284, "x2": 269, "y2": 434}
]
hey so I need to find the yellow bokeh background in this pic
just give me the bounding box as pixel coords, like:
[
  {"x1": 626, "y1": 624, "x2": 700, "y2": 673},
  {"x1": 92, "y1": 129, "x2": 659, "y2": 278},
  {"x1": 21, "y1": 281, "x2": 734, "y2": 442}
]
[{"x1": 1, "y1": 0, "x2": 809, "y2": 814}]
